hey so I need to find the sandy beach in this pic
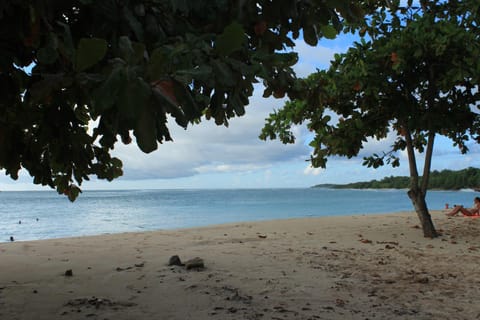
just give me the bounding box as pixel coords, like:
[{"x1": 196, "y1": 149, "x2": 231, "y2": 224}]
[{"x1": 1, "y1": 211, "x2": 479, "y2": 320}]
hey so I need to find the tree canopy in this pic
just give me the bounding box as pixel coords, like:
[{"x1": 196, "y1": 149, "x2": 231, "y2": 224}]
[
  {"x1": 261, "y1": 0, "x2": 480, "y2": 237},
  {"x1": 0, "y1": 0, "x2": 384, "y2": 200}
]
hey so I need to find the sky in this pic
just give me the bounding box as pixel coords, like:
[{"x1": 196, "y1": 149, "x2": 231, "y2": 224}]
[{"x1": 1, "y1": 32, "x2": 479, "y2": 191}]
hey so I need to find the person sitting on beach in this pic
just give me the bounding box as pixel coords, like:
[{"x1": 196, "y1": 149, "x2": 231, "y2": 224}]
[{"x1": 446, "y1": 197, "x2": 480, "y2": 216}]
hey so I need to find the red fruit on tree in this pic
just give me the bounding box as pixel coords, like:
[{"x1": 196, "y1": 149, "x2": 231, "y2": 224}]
[
  {"x1": 391, "y1": 52, "x2": 398, "y2": 63},
  {"x1": 152, "y1": 80, "x2": 178, "y2": 104},
  {"x1": 353, "y1": 82, "x2": 361, "y2": 91}
]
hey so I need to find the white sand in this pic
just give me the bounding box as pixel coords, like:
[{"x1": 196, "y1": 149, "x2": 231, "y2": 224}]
[{"x1": 1, "y1": 211, "x2": 479, "y2": 319}]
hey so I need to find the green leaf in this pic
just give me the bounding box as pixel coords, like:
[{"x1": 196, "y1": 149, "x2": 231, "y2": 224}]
[
  {"x1": 134, "y1": 105, "x2": 157, "y2": 153},
  {"x1": 212, "y1": 59, "x2": 236, "y2": 87},
  {"x1": 321, "y1": 25, "x2": 337, "y2": 39},
  {"x1": 118, "y1": 36, "x2": 134, "y2": 62},
  {"x1": 176, "y1": 86, "x2": 201, "y2": 120},
  {"x1": 92, "y1": 66, "x2": 127, "y2": 113},
  {"x1": 111, "y1": 157, "x2": 123, "y2": 168},
  {"x1": 156, "y1": 115, "x2": 173, "y2": 143},
  {"x1": 37, "y1": 47, "x2": 58, "y2": 64},
  {"x1": 263, "y1": 87, "x2": 272, "y2": 98},
  {"x1": 147, "y1": 48, "x2": 166, "y2": 80},
  {"x1": 413, "y1": 48, "x2": 423, "y2": 57},
  {"x1": 229, "y1": 92, "x2": 246, "y2": 116},
  {"x1": 117, "y1": 77, "x2": 151, "y2": 121},
  {"x1": 123, "y1": 7, "x2": 144, "y2": 41},
  {"x1": 355, "y1": 118, "x2": 363, "y2": 129},
  {"x1": 215, "y1": 22, "x2": 246, "y2": 56},
  {"x1": 57, "y1": 21, "x2": 75, "y2": 61},
  {"x1": 152, "y1": 85, "x2": 188, "y2": 128},
  {"x1": 132, "y1": 42, "x2": 146, "y2": 64},
  {"x1": 116, "y1": 37, "x2": 144, "y2": 65},
  {"x1": 170, "y1": 0, "x2": 189, "y2": 13},
  {"x1": 176, "y1": 65, "x2": 212, "y2": 82},
  {"x1": 74, "y1": 105, "x2": 90, "y2": 124},
  {"x1": 303, "y1": 25, "x2": 318, "y2": 46},
  {"x1": 75, "y1": 38, "x2": 108, "y2": 72},
  {"x1": 66, "y1": 185, "x2": 81, "y2": 202}
]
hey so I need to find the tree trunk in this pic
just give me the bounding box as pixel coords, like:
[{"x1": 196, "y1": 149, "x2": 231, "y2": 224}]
[
  {"x1": 403, "y1": 124, "x2": 438, "y2": 238},
  {"x1": 407, "y1": 188, "x2": 438, "y2": 238}
]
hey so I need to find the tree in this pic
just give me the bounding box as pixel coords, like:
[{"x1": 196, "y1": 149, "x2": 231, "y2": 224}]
[
  {"x1": 313, "y1": 167, "x2": 480, "y2": 190},
  {"x1": 261, "y1": 0, "x2": 480, "y2": 237},
  {"x1": 0, "y1": 0, "x2": 385, "y2": 200}
]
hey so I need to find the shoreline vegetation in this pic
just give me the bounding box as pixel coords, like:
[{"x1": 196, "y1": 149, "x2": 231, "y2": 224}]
[
  {"x1": 313, "y1": 167, "x2": 480, "y2": 191},
  {"x1": 1, "y1": 211, "x2": 479, "y2": 319}
]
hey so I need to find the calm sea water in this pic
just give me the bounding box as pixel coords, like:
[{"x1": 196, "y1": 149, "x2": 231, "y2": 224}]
[{"x1": 0, "y1": 188, "x2": 477, "y2": 242}]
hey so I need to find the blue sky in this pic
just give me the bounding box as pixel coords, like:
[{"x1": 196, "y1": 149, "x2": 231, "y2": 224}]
[{"x1": 1, "y1": 32, "x2": 479, "y2": 191}]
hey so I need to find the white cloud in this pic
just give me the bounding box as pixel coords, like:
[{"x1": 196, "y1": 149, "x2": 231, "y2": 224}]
[
  {"x1": 111, "y1": 87, "x2": 310, "y2": 181},
  {"x1": 195, "y1": 163, "x2": 270, "y2": 174},
  {"x1": 292, "y1": 43, "x2": 337, "y2": 77},
  {"x1": 292, "y1": 38, "x2": 351, "y2": 77},
  {"x1": 303, "y1": 165, "x2": 324, "y2": 176}
]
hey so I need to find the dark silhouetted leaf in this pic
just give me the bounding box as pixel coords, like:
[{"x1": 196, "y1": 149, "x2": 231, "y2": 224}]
[
  {"x1": 215, "y1": 22, "x2": 246, "y2": 56},
  {"x1": 321, "y1": 25, "x2": 337, "y2": 39},
  {"x1": 37, "y1": 47, "x2": 58, "y2": 64},
  {"x1": 92, "y1": 66, "x2": 127, "y2": 113},
  {"x1": 75, "y1": 38, "x2": 108, "y2": 72},
  {"x1": 134, "y1": 105, "x2": 157, "y2": 153},
  {"x1": 303, "y1": 25, "x2": 318, "y2": 46}
]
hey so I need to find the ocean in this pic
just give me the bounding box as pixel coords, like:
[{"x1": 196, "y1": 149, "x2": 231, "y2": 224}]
[{"x1": 0, "y1": 188, "x2": 477, "y2": 242}]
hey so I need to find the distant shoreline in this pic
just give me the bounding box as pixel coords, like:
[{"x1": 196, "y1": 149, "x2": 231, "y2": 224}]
[
  {"x1": 312, "y1": 167, "x2": 480, "y2": 191},
  {"x1": 312, "y1": 185, "x2": 480, "y2": 192}
]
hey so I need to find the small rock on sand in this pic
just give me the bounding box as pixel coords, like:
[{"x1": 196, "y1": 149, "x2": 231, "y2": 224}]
[
  {"x1": 184, "y1": 257, "x2": 205, "y2": 270},
  {"x1": 168, "y1": 255, "x2": 183, "y2": 266}
]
